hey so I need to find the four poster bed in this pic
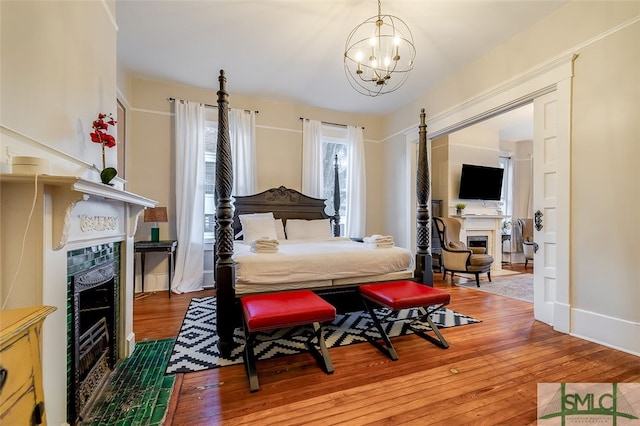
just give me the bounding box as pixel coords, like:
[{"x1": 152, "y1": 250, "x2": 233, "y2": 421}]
[{"x1": 214, "y1": 70, "x2": 433, "y2": 354}]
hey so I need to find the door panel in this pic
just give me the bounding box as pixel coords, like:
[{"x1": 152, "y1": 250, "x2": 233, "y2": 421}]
[{"x1": 533, "y1": 92, "x2": 558, "y2": 325}]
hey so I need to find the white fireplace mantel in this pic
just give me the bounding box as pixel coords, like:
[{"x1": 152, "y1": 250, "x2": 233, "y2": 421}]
[
  {"x1": 1, "y1": 174, "x2": 156, "y2": 249},
  {"x1": 0, "y1": 173, "x2": 156, "y2": 424}
]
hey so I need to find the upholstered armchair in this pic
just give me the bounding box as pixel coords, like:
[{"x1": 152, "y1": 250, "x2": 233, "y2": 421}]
[
  {"x1": 433, "y1": 217, "x2": 494, "y2": 287},
  {"x1": 516, "y1": 218, "x2": 538, "y2": 268}
]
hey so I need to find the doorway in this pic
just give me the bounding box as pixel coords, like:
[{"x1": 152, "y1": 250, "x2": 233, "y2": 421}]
[{"x1": 405, "y1": 55, "x2": 573, "y2": 332}]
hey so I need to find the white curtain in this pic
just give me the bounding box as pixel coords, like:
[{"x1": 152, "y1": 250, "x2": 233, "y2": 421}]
[
  {"x1": 230, "y1": 108, "x2": 257, "y2": 195},
  {"x1": 345, "y1": 125, "x2": 366, "y2": 237},
  {"x1": 302, "y1": 119, "x2": 323, "y2": 198},
  {"x1": 526, "y1": 155, "x2": 534, "y2": 216},
  {"x1": 502, "y1": 156, "x2": 514, "y2": 219},
  {"x1": 500, "y1": 156, "x2": 516, "y2": 252},
  {"x1": 172, "y1": 101, "x2": 205, "y2": 293}
]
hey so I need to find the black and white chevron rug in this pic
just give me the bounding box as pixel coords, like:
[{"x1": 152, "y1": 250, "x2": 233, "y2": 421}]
[{"x1": 166, "y1": 296, "x2": 480, "y2": 374}]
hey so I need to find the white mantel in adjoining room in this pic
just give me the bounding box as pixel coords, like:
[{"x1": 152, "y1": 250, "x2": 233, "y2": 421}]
[
  {"x1": 452, "y1": 215, "x2": 509, "y2": 271},
  {"x1": 0, "y1": 173, "x2": 155, "y2": 425}
]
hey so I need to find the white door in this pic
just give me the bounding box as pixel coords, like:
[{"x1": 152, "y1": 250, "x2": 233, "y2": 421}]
[{"x1": 533, "y1": 92, "x2": 558, "y2": 325}]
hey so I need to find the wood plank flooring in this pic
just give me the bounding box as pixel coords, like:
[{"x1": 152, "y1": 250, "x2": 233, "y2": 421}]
[{"x1": 133, "y1": 264, "x2": 640, "y2": 425}]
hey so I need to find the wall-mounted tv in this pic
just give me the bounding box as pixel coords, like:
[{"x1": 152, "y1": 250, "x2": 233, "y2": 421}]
[{"x1": 458, "y1": 163, "x2": 504, "y2": 201}]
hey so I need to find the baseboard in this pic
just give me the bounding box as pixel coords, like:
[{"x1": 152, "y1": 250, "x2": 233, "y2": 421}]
[
  {"x1": 126, "y1": 332, "x2": 136, "y2": 357},
  {"x1": 570, "y1": 308, "x2": 639, "y2": 357},
  {"x1": 553, "y1": 302, "x2": 570, "y2": 333}
]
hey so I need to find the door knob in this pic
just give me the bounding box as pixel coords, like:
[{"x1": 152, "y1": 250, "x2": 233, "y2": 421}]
[{"x1": 534, "y1": 210, "x2": 543, "y2": 231}]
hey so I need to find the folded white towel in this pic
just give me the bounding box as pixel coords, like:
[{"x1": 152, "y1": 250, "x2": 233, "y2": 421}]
[
  {"x1": 250, "y1": 246, "x2": 278, "y2": 253},
  {"x1": 250, "y1": 237, "x2": 279, "y2": 253},
  {"x1": 251, "y1": 237, "x2": 279, "y2": 246},
  {"x1": 363, "y1": 234, "x2": 395, "y2": 248}
]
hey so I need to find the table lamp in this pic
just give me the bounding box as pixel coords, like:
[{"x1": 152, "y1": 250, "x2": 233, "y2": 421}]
[{"x1": 144, "y1": 207, "x2": 168, "y2": 242}]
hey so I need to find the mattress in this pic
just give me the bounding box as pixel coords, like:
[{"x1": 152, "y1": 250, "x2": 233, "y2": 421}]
[{"x1": 232, "y1": 238, "x2": 414, "y2": 294}]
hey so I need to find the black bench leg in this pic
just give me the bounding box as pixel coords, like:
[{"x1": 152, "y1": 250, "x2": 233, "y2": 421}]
[
  {"x1": 306, "y1": 322, "x2": 334, "y2": 374},
  {"x1": 361, "y1": 299, "x2": 399, "y2": 361},
  {"x1": 409, "y1": 306, "x2": 450, "y2": 349},
  {"x1": 242, "y1": 323, "x2": 260, "y2": 392}
]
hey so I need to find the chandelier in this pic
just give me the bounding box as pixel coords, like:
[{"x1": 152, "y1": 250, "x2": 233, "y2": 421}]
[{"x1": 344, "y1": 0, "x2": 416, "y2": 97}]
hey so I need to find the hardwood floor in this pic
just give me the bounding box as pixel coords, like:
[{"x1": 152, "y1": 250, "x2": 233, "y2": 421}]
[{"x1": 133, "y1": 263, "x2": 639, "y2": 425}]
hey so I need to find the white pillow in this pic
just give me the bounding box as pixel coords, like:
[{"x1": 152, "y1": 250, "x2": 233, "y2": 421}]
[
  {"x1": 239, "y1": 213, "x2": 277, "y2": 243},
  {"x1": 286, "y1": 218, "x2": 332, "y2": 240},
  {"x1": 274, "y1": 218, "x2": 286, "y2": 240},
  {"x1": 236, "y1": 212, "x2": 274, "y2": 239}
]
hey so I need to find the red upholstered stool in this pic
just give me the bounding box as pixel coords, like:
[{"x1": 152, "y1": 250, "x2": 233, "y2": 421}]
[
  {"x1": 240, "y1": 290, "x2": 336, "y2": 392},
  {"x1": 359, "y1": 280, "x2": 451, "y2": 360}
]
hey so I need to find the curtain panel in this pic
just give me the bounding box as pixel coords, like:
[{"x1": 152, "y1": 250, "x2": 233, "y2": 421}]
[
  {"x1": 302, "y1": 119, "x2": 323, "y2": 198},
  {"x1": 230, "y1": 109, "x2": 257, "y2": 196},
  {"x1": 173, "y1": 101, "x2": 205, "y2": 293},
  {"x1": 345, "y1": 125, "x2": 366, "y2": 237}
]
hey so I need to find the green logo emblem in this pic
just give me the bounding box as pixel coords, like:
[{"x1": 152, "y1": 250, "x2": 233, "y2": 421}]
[{"x1": 539, "y1": 383, "x2": 639, "y2": 425}]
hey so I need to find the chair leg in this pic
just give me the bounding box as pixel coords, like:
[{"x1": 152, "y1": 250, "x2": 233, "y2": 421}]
[
  {"x1": 487, "y1": 271, "x2": 491, "y2": 282},
  {"x1": 475, "y1": 273, "x2": 481, "y2": 287},
  {"x1": 525, "y1": 259, "x2": 529, "y2": 268},
  {"x1": 305, "y1": 322, "x2": 334, "y2": 374},
  {"x1": 361, "y1": 299, "x2": 399, "y2": 361}
]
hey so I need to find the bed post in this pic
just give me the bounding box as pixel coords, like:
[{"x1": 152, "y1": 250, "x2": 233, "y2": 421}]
[
  {"x1": 416, "y1": 108, "x2": 434, "y2": 286},
  {"x1": 332, "y1": 154, "x2": 341, "y2": 237},
  {"x1": 215, "y1": 70, "x2": 236, "y2": 355}
]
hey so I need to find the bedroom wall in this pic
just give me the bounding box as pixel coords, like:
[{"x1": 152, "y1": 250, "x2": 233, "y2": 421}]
[
  {"x1": 570, "y1": 19, "x2": 639, "y2": 344},
  {"x1": 383, "y1": 1, "x2": 640, "y2": 355},
  {"x1": 446, "y1": 126, "x2": 501, "y2": 216},
  {"x1": 0, "y1": 0, "x2": 118, "y2": 179},
  {"x1": 0, "y1": 2, "x2": 120, "y2": 424},
  {"x1": 431, "y1": 135, "x2": 450, "y2": 212}
]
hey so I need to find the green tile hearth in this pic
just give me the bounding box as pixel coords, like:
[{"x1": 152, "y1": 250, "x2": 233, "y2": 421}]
[{"x1": 82, "y1": 338, "x2": 176, "y2": 426}]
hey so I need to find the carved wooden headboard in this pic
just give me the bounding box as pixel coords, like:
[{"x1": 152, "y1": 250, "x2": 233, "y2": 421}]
[{"x1": 232, "y1": 186, "x2": 339, "y2": 237}]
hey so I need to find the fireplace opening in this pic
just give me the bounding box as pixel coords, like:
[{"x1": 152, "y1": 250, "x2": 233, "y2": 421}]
[
  {"x1": 70, "y1": 261, "x2": 117, "y2": 424},
  {"x1": 467, "y1": 235, "x2": 489, "y2": 250}
]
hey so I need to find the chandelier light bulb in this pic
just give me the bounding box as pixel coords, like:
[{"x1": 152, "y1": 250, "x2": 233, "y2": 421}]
[{"x1": 344, "y1": 0, "x2": 416, "y2": 96}]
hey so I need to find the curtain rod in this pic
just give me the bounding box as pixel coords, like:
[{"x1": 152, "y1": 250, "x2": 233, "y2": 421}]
[
  {"x1": 299, "y1": 117, "x2": 364, "y2": 130},
  {"x1": 167, "y1": 97, "x2": 258, "y2": 114}
]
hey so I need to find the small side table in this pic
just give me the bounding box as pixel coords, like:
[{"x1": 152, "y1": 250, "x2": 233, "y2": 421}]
[
  {"x1": 135, "y1": 240, "x2": 178, "y2": 298},
  {"x1": 501, "y1": 234, "x2": 511, "y2": 264}
]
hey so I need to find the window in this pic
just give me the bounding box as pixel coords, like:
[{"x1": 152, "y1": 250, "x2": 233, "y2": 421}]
[
  {"x1": 204, "y1": 121, "x2": 217, "y2": 242},
  {"x1": 203, "y1": 120, "x2": 217, "y2": 286},
  {"x1": 321, "y1": 126, "x2": 348, "y2": 235},
  {"x1": 499, "y1": 155, "x2": 513, "y2": 230}
]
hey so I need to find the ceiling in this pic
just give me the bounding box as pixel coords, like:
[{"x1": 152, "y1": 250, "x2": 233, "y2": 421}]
[{"x1": 116, "y1": 0, "x2": 567, "y2": 118}]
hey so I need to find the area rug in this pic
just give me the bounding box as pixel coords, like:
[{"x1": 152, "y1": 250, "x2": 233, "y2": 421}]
[
  {"x1": 455, "y1": 273, "x2": 533, "y2": 303},
  {"x1": 166, "y1": 296, "x2": 480, "y2": 374}
]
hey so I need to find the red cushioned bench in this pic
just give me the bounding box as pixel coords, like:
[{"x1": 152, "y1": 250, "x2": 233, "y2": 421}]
[
  {"x1": 240, "y1": 290, "x2": 336, "y2": 392},
  {"x1": 359, "y1": 280, "x2": 451, "y2": 360}
]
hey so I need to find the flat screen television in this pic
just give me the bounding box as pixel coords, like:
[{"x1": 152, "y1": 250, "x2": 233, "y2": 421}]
[{"x1": 458, "y1": 163, "x2": 504, "y2": 201}]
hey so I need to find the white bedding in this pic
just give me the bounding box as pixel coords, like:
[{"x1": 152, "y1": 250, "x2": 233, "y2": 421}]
[{"x1": 233, "y1": 237, "x2": 414, "y2": 288}]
